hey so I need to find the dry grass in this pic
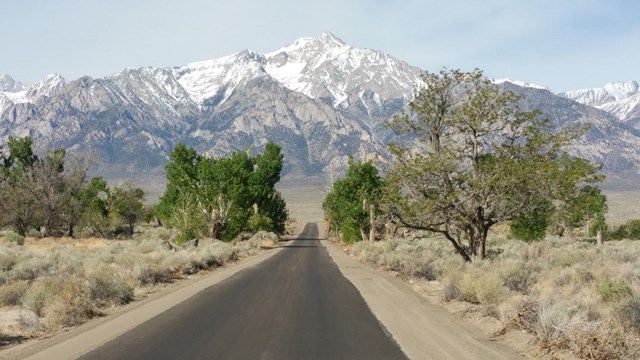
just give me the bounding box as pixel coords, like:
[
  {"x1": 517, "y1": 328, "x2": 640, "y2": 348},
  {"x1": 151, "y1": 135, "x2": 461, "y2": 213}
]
[
  {"x1": 351, "y1": 235, "x2": 640, "y2": 359},
  {"x1": 0, "y1": 225, "x2": 271, "y2": 338}
]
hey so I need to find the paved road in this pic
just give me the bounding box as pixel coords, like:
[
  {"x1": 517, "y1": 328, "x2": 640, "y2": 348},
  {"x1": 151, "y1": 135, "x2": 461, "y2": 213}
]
[{"x1": 80, "y1": 223, "x2": 408, "y2": 360}]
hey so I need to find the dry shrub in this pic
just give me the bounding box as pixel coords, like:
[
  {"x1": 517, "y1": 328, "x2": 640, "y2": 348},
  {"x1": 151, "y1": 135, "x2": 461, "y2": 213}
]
[
  {"x1": 549, "y1": 248, "x2": 587, "y2": 268},
  {"x1": 497, "y1": 295, "x2": 538, "y2": 332},
  {"x1": 440, "y1": 264, "x2": 510, "y2": 315},
  {"x1": 22, "y1": 276, "x2": 94, "y2": 329},
  {"x1": 352, "y1": 239, "x2": 445, "y2": 280},
  {"x1": 197, "y1": 240, "x2": 238, "y2": 265},
  {"x1": 0, "y1": 280, "x2": 31, "y2": 306},
  {"x1": 0, "y1": 247, "x2": 17, "y2": 273},
  {"x1": 459, "y1": 271, "x2": 510, "y2": 311},
  {"x1": 159, "y1": 252, "x2": 190, "y2": 273},
  {"x1": 8, "y1": 254, "x2": 53, "y2": 281},
  {"x1": 351, "y1": 241, "x2": 386, "y2": 266},
  {"x1": 87, "y1": 267, "x2": 133, "y2": 306},
  {"x1": 134, "y1": 264, "x2": 173, "y2": 286},
  {"x1": 247, "y1": 231, "x2": 279, "y2": 247},
  {"x1": 519, "y1": 241, "x2": 549, "y2": 262},
  {"x1": 499, "y1": 261, "x2": 538, "y2": 293},
  {"x1": 615, "y1": 296, "x2": 640, "y2": 333},
  {"x1": 41, "y1": 277, "x2": 94, "y2": 329},
  {"x1": 442, "y1": 279, "x2": 460, "y2": 302},
  {"x1": 345, "y1": 233, "x2": 640, "y2": 358},
  {"x1": 50, "y1": 247, "x2": 85, "y2": 276},
  {"x1": 531, "y1": 299, "x2": 628, "y2": 358}
]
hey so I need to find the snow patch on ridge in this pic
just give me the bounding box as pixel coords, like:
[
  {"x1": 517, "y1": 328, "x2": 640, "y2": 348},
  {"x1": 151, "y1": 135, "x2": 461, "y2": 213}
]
[{"x1": 493, "y1": 78, "x2": 549, "y2": 91}]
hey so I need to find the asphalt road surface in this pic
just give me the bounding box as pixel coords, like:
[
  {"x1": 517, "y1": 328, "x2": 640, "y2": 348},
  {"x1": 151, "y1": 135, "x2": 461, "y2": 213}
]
[{"x1": 80, "y1": 223, "x2": 409, "y2": 360}]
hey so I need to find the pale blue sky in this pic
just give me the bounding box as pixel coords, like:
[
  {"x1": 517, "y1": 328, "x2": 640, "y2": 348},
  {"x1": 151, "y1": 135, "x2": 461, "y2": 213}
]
[{"x1": 1, "y1": 0, "x2": 638, "y2": 92}]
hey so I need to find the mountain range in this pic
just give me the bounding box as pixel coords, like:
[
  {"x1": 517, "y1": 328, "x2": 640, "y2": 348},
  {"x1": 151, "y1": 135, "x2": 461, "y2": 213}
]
[{"x1": 1, "y1": 32, "x2": 639, "y2": 186}]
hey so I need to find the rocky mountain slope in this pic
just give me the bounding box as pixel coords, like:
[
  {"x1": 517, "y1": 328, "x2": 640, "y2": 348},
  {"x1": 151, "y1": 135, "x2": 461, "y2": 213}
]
[
  {"x1": 0, "y1": 33, "x2": 421, "y2": 177},
  {"x1": 1, "y1": 33, "x2": 639, "y2": 181}
]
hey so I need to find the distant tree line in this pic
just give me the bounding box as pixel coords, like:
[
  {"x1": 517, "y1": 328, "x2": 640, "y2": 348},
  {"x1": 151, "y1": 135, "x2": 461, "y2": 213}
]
[
  {"x1": 0, "y1": 136, "x2": 145, "y2": 237},
  {"x1": 324, "y1": 69, "x2": 610, "y2": 261},
  {"x1": 156, "y1": 143, "x2": 288, "y2": 242}
]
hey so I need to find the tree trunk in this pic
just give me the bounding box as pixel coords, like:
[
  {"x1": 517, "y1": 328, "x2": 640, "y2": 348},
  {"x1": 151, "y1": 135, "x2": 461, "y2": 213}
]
[
  {"x1": 563, "y1": 222, "x2": 578, "y2": 242},
  {"x1": 369, "y1": 204, "x2": 375, "y2": 242},
  {"x1": 359, "y1": 226, "x2": 367, "y2": 242},
  {"x1": 16, "y1": 221, "x2": 26, "y2": 237},
  {"x1": 67, "y1": 222, "x2": 74, "y2": 238},
  {"x1": 596, "y1": 230, "x2": 603, "y2": 247}
]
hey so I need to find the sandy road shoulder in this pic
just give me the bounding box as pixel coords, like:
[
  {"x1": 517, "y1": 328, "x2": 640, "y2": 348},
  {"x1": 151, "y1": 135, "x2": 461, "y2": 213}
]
[{"x1": 322, "y1": 238, "x2": 524, "y2": 360}]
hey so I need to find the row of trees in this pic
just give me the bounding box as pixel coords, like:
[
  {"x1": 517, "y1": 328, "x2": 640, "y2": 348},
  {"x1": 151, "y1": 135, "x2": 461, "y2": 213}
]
[
  {"x1": 156, "y1": 143, "x2": 287, "y2": 242},
  {"x1": 0, "y1": 137, "x2": 145, "y2": 237},
  {"x1": 324, "y1": 69, "x2": 608, "y2": 262}
]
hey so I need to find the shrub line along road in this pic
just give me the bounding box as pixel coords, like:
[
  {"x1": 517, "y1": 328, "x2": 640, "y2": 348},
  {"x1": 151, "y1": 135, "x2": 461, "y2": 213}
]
[{"x1": 15, "y1": 223, "x2": 521, "y2": 360}]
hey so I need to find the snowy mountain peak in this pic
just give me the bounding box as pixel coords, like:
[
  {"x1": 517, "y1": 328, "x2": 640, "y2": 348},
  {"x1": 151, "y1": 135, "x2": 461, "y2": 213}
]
[
  {"x1": 602, "y1": 80, "x2": 639, "y2": 101},
  {"x1": 493, "y1": 78, "x2": 549, "y2": 91},
  {"x1": 319, "y1": 32, "x2": 346, "y2": 46},
  {"x1": 0, "y1": 74, "x2": 24, "y2": 92},
  {"x1": 562, "y1": 80, "x2": 640, "y2": 106},
  {"x1": 561, "y1": 80, "x2": 640, "y2": 123}
]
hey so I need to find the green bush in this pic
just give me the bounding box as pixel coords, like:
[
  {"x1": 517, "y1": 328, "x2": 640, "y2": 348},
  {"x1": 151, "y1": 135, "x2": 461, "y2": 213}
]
[
  {"x1": 596, "y1": 279, "x2": 633, "y2": 302},
  {"x1": 608, "y1": 219, "x2": 640, "y2": 240},
  {"x1": 3, "y1": 231, "x2": 25, "y2": 246},
  {"x1": 246, "y1": 213, "x2": 273, "y2": 232},
  {"x1": 173, "y1": 228, "x2": 199, "y2": 245},
  {"x1": 340, "y1": 223, "x2": 362, "y2": 244},
  {"x1": 510, "y1": 208, "x2": 550, "y2": 242}
]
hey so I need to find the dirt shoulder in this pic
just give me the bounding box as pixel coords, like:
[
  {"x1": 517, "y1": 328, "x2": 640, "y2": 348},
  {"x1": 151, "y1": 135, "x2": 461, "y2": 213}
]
[
  {"x1": 0, "y1": 244, "x2": 287, "y2": 360},
  {"x1": 322, "y1": 238, "x2": 525, "y2": 360}
]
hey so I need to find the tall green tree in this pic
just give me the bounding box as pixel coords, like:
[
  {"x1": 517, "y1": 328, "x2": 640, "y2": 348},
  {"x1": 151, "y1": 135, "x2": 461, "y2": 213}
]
[
  {"x1": 553, "y1": 184, "x2": 608, "y2": 240},
  {"x1": 198, "y1": 152, "x2": 253, "y2": 239},
  {"x1": 384, "y1": 69, "x2": 602, "y2": 262},
  {"x1": 79, "y1": 177, "x2": 110, "y2": 236},
  {"x1": 110, "y1": 180, "x2": 145, "y2": 235},
  {"x1": 0, "y1": 137, "x2": 41, "y2": 235},
  {"x1": 323, "y1": 160, "x2": 382, "y2": 243},
  {"x1": 249, "y1": 144, "x2": 287, "y2": 234},
  {"x1": 34, "y1": 148, "x2": 66, "y2": 236}
]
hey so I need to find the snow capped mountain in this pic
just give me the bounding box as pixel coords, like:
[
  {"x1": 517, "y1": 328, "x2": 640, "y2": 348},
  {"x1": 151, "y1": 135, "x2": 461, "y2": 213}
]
[
  {"x1": 0, "y1": 33, "x2": 421, "y2": 177},
  {"x1": 0, "y1": 33, "x2": 639, "y2": 181},
  {"x1": 563, "y1": 81, "x2": 639, "y2": 107},
  {"x1": 265, "y1": 32, "x2": 421, "y2": 107},
  {"x1": 561, "y1": 81, "x2": 640, "y2": 129},
  {"x1": 172, "y1": 50, "x2": 269, "y2": 106}
]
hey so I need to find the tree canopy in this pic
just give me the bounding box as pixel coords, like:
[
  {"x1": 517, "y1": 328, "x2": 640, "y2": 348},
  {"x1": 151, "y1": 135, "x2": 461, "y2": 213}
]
[
  {"x1": 384, "y1": 69, "x2": 603, "y2": 261},
  {"x1": 0, "y1": 136, "x2": 144, "y2": 237},
  {"x1": 323, "y1": 159, "x2": 382, "y2": 243},
  {"x1": 158, "y1": 143, "x2": 288, "y2": 241}
]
